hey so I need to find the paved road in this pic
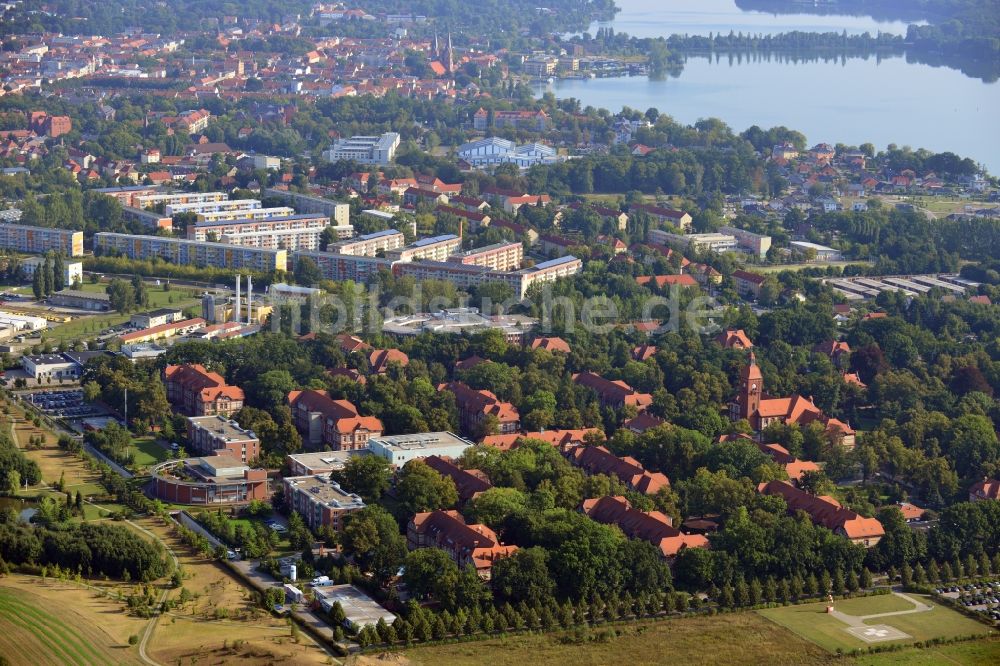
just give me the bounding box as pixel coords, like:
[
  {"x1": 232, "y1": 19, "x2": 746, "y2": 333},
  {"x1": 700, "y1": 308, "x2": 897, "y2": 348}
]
[{"x1": 830, "y1": 591, "x2": 934, "y2": 627}]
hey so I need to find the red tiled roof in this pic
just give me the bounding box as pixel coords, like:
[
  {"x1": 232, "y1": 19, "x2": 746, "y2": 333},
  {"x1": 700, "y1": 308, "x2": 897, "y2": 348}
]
[
  {"x1": 581, "y1": 496, "x2": 708, "y2": 557},
  {"x1": 481, "y1": 428, "x2": 602, "y2": 451},
  {"x1": 758, "y1": 480, "x2": 884, "y2": 540},
  {"x1": 566, "y1": 445, "x2": 668, "y2": 494},
  {"x1": 368, "y1": 348, "x2": 409, "y2": 374},
  {"x1": 423, "y1": 456, "x2": 491, "y2": 501},
  {"x1": 530, "y1": 337, "x2": 571, "y2": 353},
  {"x1": 715, "y1": 329, "x2": 753, "y2": 349},
  {"x1": 573, "y1": 372, "x2": 653, "y2": 410},
  {"x1": 287, "y1": 389, "x2": 383, "y2": 435},
  {"x1": 631, "y1": 344, "x2": 657, "y2": 361}
]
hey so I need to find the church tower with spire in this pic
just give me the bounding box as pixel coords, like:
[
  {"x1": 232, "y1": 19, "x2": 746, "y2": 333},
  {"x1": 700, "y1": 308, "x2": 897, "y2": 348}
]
[
  {"x1": 732, "y1": 351, "x2": 763, "y2": 422},
  {"x1": 445, "y1": 32, "x2": 454, "y2": 73}
]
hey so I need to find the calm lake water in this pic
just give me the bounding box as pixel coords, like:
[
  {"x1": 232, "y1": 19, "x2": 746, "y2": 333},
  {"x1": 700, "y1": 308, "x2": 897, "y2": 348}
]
[
  {"x1": 546, "y1": 1, "x2": 1000, "y2": 174},
  {"x1": 584, "y1": 0, "x2": 921, "y2": 38}
]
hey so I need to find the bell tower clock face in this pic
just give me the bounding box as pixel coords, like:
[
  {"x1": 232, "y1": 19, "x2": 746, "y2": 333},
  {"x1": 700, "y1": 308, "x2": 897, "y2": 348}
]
[{"x1": 751, "y1": 383, "x2": 757, "y2": 391}]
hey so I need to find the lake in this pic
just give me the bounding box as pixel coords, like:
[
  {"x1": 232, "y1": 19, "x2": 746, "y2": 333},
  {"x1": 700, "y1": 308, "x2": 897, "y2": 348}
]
[
  {"x1": 583, "y1": 0, "x2": 922, "y2": 38},
  {"x1": 545, "y1": 1, "x2": 1000, "y2": 174}
]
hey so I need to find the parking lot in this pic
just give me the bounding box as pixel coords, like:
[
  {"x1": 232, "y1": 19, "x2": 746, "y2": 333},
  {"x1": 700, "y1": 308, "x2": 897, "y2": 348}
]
[
  {"x1": 24, "y1": 389, "x2": 98, "y2": 418},
  {"x1": 936, "y1": 580, "x2": 1000, "y2": 623}
]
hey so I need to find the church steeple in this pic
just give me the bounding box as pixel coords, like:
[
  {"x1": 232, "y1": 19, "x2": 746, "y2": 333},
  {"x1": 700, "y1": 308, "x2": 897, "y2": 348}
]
[
  {"x1": 737, "y1": 351, "x2": 762, "y2": 420},
  {"x1": 446, "y1": 32, "x2": 454, "y2": 73}
]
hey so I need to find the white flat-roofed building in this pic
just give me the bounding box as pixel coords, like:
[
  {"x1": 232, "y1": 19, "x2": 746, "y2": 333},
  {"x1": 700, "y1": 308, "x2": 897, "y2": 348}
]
[
  {"x1": 382, "y1": 308, "x2": 536, "y2": 344},
  {"x1": 164, "y1": 199, "x2": 262, "y2": 217},
  {"x1": 789, "y1": 241, "x2": 843, "y2": 261},
  {"x1": 327, "y1": 229, "x2": 405, "y2": 256},
  {"x1": 286, "y1": 449, "x2": 369, "y2": 476},
  {"x1": 649, "y1": 230, "x2": 738, "y2": 253},
  {"x1": 385, "y1": 234, "x2": 461, "y2": 262},
  {"x1": 187, "y1": 214, "x2": 330, "y2": 242},
  {"x1": 20, "y1": 257, "x2": 83, "y2": 287},
  {"x1": 367, "y1": 431, "x2": 474, "y2": 467},
  {"x1": 0, "y1": 311, "x2": 47, "y2": 331},
  {"x1": 21, "y1": 353, "x2": 78, "y2": 380},
  {"x1": 195, "y1": 207, "x2": 296, "y2": 224},
  {"x1": 447, "y1": 241, "x2": 523, "y2": 271},
  {"x1": 119, "y1": 343, "x2": 168, "y2": 361},
  {"x1": 719, "y1": 226, "x2": 772, "y2": 259},
  {"x1": 95, "y1": 233, "x2": 287, "y2": 272},
  {"x1": 268, "y1": 283, "x2": 323, "y2": 300},
  {"x1": 312, "y1": 585, "x2": 397, "y2": 630},
  {"x1": 323, "y1": 132, "x2": 400, "y2": 166},
  {"x1": 264, "y1": 188, "x2": 350, "y2": 226}
]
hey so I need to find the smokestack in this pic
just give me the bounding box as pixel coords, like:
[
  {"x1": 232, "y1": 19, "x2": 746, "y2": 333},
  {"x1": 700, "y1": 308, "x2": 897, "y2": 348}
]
[
  {"x1": 246, "y1": 275, "x2": 253, "y2": 325},
  {"x1": 233, "y1": 274, "x2": 241, "y2": 323}
]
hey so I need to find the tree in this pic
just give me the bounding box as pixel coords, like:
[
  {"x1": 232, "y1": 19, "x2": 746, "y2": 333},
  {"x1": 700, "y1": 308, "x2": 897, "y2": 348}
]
[
  {"x1": 31, "y1": 267, "x2": 43, "y2": 300},
  {"x1": 52, "y1": 253, "x2": 65, "y2": 292},
  {"x1": 402, "y1": 548, "x2": 459, "y2": 605},
  {"x1": 107, "y1": 279, "x2": 136, "y2": 314},
  {"x1": 396, "y1": 459, "x2": 459, "y2": 516},
  {"x1": 131, "y1": 274, "x2": 148, "y2": 308},
  {"x1": 294, "y1": 257, "x2": 322, "y2": 287},
  {"x1": 491, "y1": 546, "x2": 555, "y2": 606},
  {"x1": 341, "y1": 506, "x2": 407, "y2": 585},
  {"x1": 334, "y1": 455, "x2": 392, "y2": 503}
]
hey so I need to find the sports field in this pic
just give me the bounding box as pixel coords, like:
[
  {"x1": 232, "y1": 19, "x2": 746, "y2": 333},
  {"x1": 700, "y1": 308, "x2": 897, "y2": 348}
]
[{"x1": 758, "y1": 593, "x2": 993, "y2": 653}]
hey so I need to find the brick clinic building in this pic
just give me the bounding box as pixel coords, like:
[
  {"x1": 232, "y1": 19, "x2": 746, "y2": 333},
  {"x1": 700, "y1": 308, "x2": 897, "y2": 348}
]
[
  {"x1": 287, "y1": 389, "x2": 384, "y2": 450},
  {"x1": 150, "y1": 457, "x2": 268, "y2": 505},
  {"x1": 407, "y1": 509, "x2": 517, "y2": 579},
  {"x1": 186, "y1": 415, "x2": 260, "y2": 462},
  {"x1": 284, "y1": 475, "x2": 366, "y2": 530},
  {"x1": 164, "y1": 364, "x2": 245, "y2": 416}
]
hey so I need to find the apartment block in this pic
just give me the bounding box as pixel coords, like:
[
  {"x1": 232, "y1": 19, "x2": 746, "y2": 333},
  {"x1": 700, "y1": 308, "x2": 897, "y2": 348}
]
[
  {"x1": 134, "y1": 191, "x2": 228, "y2": 209},
  {"x1": 164, "y1": 199, "x2": 262, "y2": 217},
  {"x1": 188, "y1": 213, "x2": 329, "y2": 242},
  {"x1": 0, "y1": 223, "x2": 83, "y2": 257},
  {"x1": 186, "y1": 415, "x2": 260, "y2": 462},
  {"x1": 385, "y1": 234, "x2": 461, "y2": 262},
  {"x1": 220, "y1": 227, "x2": 326, "y2": 252},
  {"x1": 95, "y1": 233, "x2": 287, "y2": 272},
  {"x1": 264, "y1": 188, "x2": 350, "y2": 226},
  {"x1": 446, "y1": 241, "x2": 523, "y2": 271},
  {"x1": 327, "y1": 229, "x2": 405, "y2": 256},
  {"x1": 293, "y1": 250, "x2": 393, "y2": 282},
  {"x1": 121, "y1": 206, "x2": 173, "y2": 232},
  {"x1": 195, "y1": 207, "x2": 295, "y2": 224},
  {"x1": 92, "y1": 185, "x2": 163, "y2": 208}
]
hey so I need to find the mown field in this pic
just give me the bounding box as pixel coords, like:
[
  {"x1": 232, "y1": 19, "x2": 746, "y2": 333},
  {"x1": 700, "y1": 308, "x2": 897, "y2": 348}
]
[
  {"x1": 396, "y1": 612, "x2": 836, "y2": 666},
  {"x1": 758, "y1": 594, "x2": 994, "y2": 653},
  {"x1": 0, "y1": 581, "x2": 144, "y2": 665}
]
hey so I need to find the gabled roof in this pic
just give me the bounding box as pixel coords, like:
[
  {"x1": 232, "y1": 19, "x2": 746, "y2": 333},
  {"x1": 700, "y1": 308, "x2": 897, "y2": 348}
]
[
  {"x1": 530, "y1": 337, "x2": 571, "y2": 353},
  {"x1": 715, "y1": 329, "x2": 753, "y2": 349},
  {"x1": 572, "y1": 372, "x2": 653, "y2": 410},
  {"x1": 288, "y1": 389, "x2": 383, "y2": 434},
  {"x1": 581, "y1": 496, "x2": 707, "y2": 557},
  {"x1": 567, "y1": 445, "x2": 668, "y2": 494},
  {"x1": 970, "y1": 478, "x2": 1000, "y2": 500},
  {"x1": 423, "y1": 456, "x2": 491, "y2": 501},
  {"x1": 758, "y1": 480, "x2": 884, "y2": 539}
]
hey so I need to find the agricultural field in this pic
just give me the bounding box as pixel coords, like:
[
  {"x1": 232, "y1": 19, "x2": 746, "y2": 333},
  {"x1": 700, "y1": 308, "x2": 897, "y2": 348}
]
[
  {"x1": 758, "y1": 593, "x2": 993, "y2": 653},
  {"x1": 394, "y1": 612, "x2": 836, "y2": 666},
  {"x1": 0, "y1": 576, "x2": 147, "y2": 665}
]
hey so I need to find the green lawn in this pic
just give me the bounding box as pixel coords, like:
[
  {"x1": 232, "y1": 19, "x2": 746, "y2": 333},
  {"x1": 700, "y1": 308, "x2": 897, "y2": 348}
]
[
  {"x1": 131, "y1": 436, "x2": 169, "y2": 467},
  {"x1": 44, "y1": 282, "x2": 200, "y2": 345},
  {"x1": 759, "y1": 595, "x2": 994, "y2": 653}
]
